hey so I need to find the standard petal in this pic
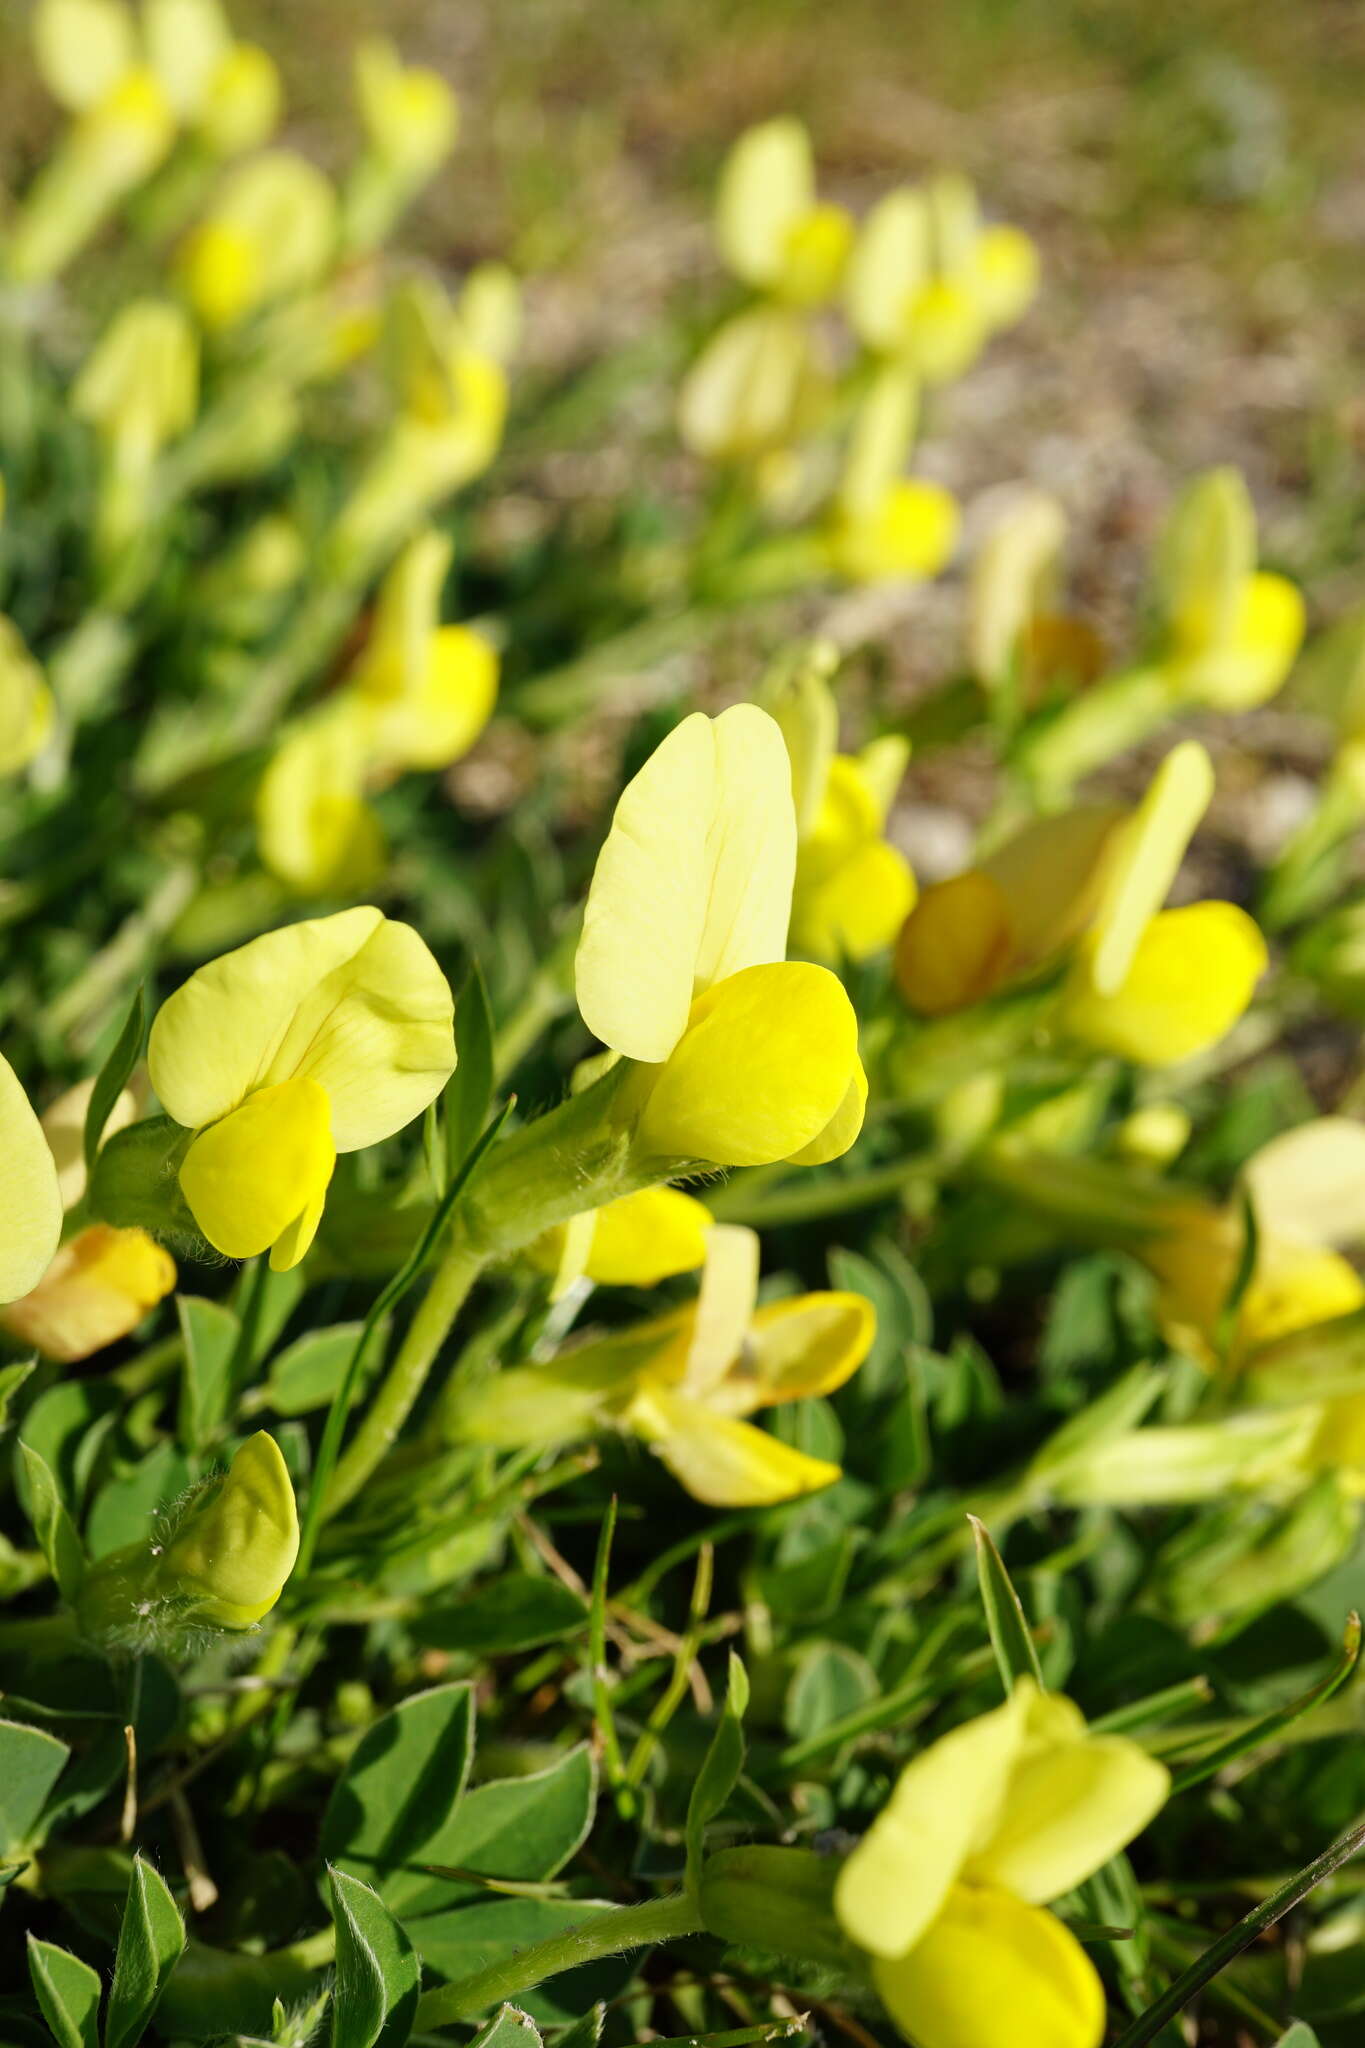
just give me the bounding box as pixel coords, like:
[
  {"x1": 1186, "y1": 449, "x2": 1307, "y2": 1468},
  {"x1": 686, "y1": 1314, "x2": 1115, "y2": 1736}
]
[
  {"x1": 575, "y1": 712, "x2": 715, "y2": 1062},
  {"x1": 871, "y1": 1884, "x2": 1106, "y2": 2048},
  {"x1": 179, "y1": 1077, "x2": 336, "y2": 1260},
  {"x1": 692, "y1": 704, "x2": 796, "y2": 997},
  {"x1": 637, "y1": 962, "x2": 860, "y2": 1167},
  {"x1": 834, "y1": 1686, "x2": 1031, "y2": 1960},
  {"x1": 979, "y1": 804, "x2": 1125, "y2": 972},
  {"x1": 845, "y1": 187, "x2": 928, "y2": 354},
  {"x1": 32, "y1": 0, "x2": 137, "y2": 111},
  {"x1": 0, "y1": 1053, "x2": 63, "y2": 1305},
  {"x1": 628, "y1": 1388, "x2": 841, "y2": 1507},
  {"x1": 970, "y1": 1720, "x2": 1169, "y2": 1905},
  {"x1": 1243, "y1": 1118, "x2": 1365, "y2": 1252},
  {"x1": 715, "y1": 117, "x2": 813, "y2": 290}
]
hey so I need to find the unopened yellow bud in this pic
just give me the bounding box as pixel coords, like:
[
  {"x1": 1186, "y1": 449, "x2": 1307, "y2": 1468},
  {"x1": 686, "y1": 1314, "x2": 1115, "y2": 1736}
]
[
  {"x1": 1115, "y1": 1102, "x2": 1192, "y2": 1167},
  {"x1": 159, "y1": 1432, "x2": 299, "y2": 1626},
  {"x1": 196, "y1": 42, "x2": 281, "y2": 157}
]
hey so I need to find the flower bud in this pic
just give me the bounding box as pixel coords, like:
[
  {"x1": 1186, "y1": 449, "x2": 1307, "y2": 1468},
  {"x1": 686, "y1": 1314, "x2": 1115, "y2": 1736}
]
[{"x1": 699, "y1": 1846, "x2": 847, "y2": 1966}]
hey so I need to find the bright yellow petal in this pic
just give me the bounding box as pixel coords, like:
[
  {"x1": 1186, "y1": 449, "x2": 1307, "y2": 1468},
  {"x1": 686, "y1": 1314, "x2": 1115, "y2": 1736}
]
[
  {"x1": 256, "y1": 707, "x2": 384, "y2": 896},
  {"x1": 1, "y1": 1224, "x2": 176, "y2": 1364},
  {"x1": 872, "y1": 1884, "x2": 1105, "y2": 2048},
  {"x1": 680, "y1": 1223, "x2": 760, "y2": 1399},
  {"x1": 969, "y1": 1712, "x2": 1169, "y2": 1905},
  {"x1": 1087, "y1": 740, "x2": 1214, "y2": 997},
  {"x1": 909, "y1": 280, "x2": 985, "y2": 384},
  {"x1": 1243, "y1": 1117, "x2": 1365, "y2": 1251},
  {"x1": 972, "y1": 225, "x2": 1040, "y2": 329},
  {"x1": 742, "y1": 1290, "x2": 876, "y2": 1410},
  {"x1": 715, "y1": 118, "x2": 814, "y2": 290},
  {"x1": 1240, "y1": 1241, "x2": 1365, "y2": 1349},
  {"x1": 834, "y1": 1687, "x2": 1031, "y2": 1960},
  {"x1": 793, "y1": 841, "x2": 918, "y2": 962},
  {"x1": 1060, "y1": 902, "x2": 1268, "y2": 1066},
  {"x1": 576, "y1": 707, "x2": 795, "y2": 1063},
  {"x1": 150, "y1": 907, "x2": 455, "y2": 1152},
  {"x1": 0, "y1": 1054, "x2": 63, "y2": 1305},
  {"x1": 787, "y1": 1054, "x2": 867, "y2": 1165},
  {"x1": 830, "y1": 479, "x2": 960, "y2": 584},
  {"x1": 580, "y1": 1187, "x2": 712, "y2": 1286},
  {"x1": 179, "y1": 1077, "x2": 336, "y2": 1262},
  {"x1": 637, "y1": 962, "x2": 859, "y2": 1167},
  {"x1": 369, "y1": 624, "x2": 498, "y2": 771},
  {"x1": 628, "y1": 1388, "x2": 841, "y2": 1507}
]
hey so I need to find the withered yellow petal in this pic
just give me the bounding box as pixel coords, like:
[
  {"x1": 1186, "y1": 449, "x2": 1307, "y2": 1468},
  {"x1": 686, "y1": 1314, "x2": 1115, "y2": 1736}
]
[
  {"x1": 637, "y1": 962, "x2": 859, "y2": 1167},
  {"x1": 1088, "y1": 740, "x2": 1214, "y2": 997},
  {"x1": 1060, "y1": 902, "x2": 1267, "y2": 1067},
  {"x1": 149, "y1": 906, "x2": 455, "y2": 1151},
  {"x1": 980, "y1": 804, "x2": 1125, "y2": 972},
  {"x1": 895, "y1": 871, "x2": 1015, "y2": 1017},
  {"x1": 1, "y1": 1224, "x2": 175, "y2": 1364},
  {"x1": 179, "y1": 1077, "x2": 336, "y2": 1262},
  {"x1": 628, "y1": 1388, "x2": 841, "y2": 1507},
  {"x1": 0, "y1": 1053, "x2": 63, "y2": 1306},
  {"x1": 835, "y1": 1685, "x2": 1031, "y2": 1959},
  {"x1": 872, "y1": 1884, "x2": 1105, "y2": 2048}
]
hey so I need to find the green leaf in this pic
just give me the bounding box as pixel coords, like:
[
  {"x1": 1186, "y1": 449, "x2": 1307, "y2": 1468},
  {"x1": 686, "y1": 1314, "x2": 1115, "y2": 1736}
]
[
  {"x1": 1271, "y1": 2029, "x2": 1321, "y2": 2047},
  {"x1": 177, "y1": 1295, "x2": 241, "y2": 1451},
  {"x1": 27, "y1": 1935, "x2": 101, "y2": 2048},
  {"x1": 105, "y1": 1854, "x2": 186, "y2": 2048},
  {"x1": 412, "y1": 1574, "x2": 588, "y2": 1657},
  {"x1": 389, "y1": 1745, "x2": 597, "y2": 1915},
  {"x1": 328, "y1": 1866, "x2": 420, "y2": 2048},
  {"x1": 0, "y1": 1359, "x2": 35, "y2": 1432},
  {"x1": 467, "y1": 2008, "x2": 543, "y2": 2048},
  {"x1": 970, "y1": 1515, "x2": 1044, "y2": 1692},
  {"x1": 18, "y1": 1443, "x2": 86, "y2": 1603},
  {"x1": 685, "y1": 1653, "x2": 749, "y2": 1903},
  {"x1": 263, "y1": 1324, "x2": 371, "y2": 1417},
  {"x1": 552, "y1": 2006, "x2": 603, "y2": 2048},
  {"x1": 446, "y1": 963, "x2": 495, "y2": 1181},
  {"x1": 87, "y1": 1442, "x2": 194, "y2": 1560},
  {"x1": 321, "y1": 1681, "x2": 476, "y2": 1892},
  {"x1": 784, "y1": 1644, "x2": 878, "y2": 1744},
  {"x1": 0, "y1": 1721, "x2": 70, "y2": 1853},
  {"x1": 83, "y1": 984, "x2": 146, "y2": 1177}
]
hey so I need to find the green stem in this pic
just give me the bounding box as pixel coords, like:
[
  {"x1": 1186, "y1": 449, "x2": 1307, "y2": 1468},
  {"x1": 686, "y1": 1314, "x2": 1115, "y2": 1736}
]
[
  {"x1": 509, "y1": 610, "x2": 716, "y2": 728},
  {"x1": 415, "y1": 1891, "x2": 704, "y2": 2029},
  {"x1": 325, "y1": 1238, "x2": 483, "y2": 1516},
  {"x1": 1011, "y1": 666, "x2": 1174, "y2": 802},
  {"x1": 706, "y1": 1153, "x2": 938, "y2": 1229}
]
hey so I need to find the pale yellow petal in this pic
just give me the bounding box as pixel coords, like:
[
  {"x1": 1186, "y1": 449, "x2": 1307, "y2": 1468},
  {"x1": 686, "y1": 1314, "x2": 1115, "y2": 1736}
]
[
  {"x1": 968, "y1": 489, "x2": 1068, "y2": 687},
  {"x1": 41, "y1": 1076, "x2": 138, "y2": 1209},
  {"x1": 1, "y1": 1224, "x2": 175, "y2": 1364},
  {"x1": 179, "y1": 1077, "x2": 336, "y2": 1261},
  {"x1": 1060, "y1": 902, "x2": 1268, "y2": 1067},
  {"x1": 694, "y1": 703, "x2": 797, "y2": 993},
  {"x1": 872, "y1": 1884, "x2": 1105, "y2": 2048},
  {"x1": 0, "y1": 1054, "x2": 63, "y2": 1306},
  {"x1": 143, "y1": 0, "x2": 230, "y2": 117},
  {"x1": 744, "y1": 1290, "x2": 876, "y2": 1409},
  {"x1": 161, "y1": 1431, "x2": 299, "y2": 1625},
  {"x1": 970, "y1": 1720, "x2": 1169, "y2": 1905},
  {"x1": 1088, "y1": 741, "x2": 1214, "y2": 997},
  {"x1": 32, "y1": 0, "x2": 136, "y2": 111},
  {"x1": 715, "y1": 118, "x2": 814, "y2": 290},
  {"x1": 1244, "y1": 1118, "x2": 1365, "y2": 1252},
  {"x1": 844, "y1": 187, "x2": 928, "y2": 354},
  {"x1": 839, "y1": 362, "x2": 919, "y2": 518},
  {"x1": 677, "y1": 306, "x2": 822, "y2": 464},
  {"x1": 256, "y1": 708, "x2": 384, "y2": 896},
  {"x1": 628, "y1": 1388, "x2": 841, "y2": 1507},
  {"x1": 834, "y1": 1687, "x2": 1031, "y2": 1960},
  {"x1": 637, "y1": 962, "x2": 860, "y2": 1167},
  {"x1": 1160, "y1": 467, "x2": 1256, "y2": 654},
  {"x1": 680, "y1": 1223, "x2": 760, "y2": 1399}
]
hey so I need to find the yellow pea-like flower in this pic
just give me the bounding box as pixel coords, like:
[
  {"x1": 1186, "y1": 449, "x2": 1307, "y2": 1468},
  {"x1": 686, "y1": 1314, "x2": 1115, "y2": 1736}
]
[
  {"x1": 181, "y1": 151, "x2": 337, "y2": 329},
  {"x1": 790, "y1": 744, "x2": 917, "y2": 963},
  {"x1": 1155, "y1": 467, "x2": 1305, "y2": 710},
  {"x1": 195, "y1": 41, "x2": 280, "y2": 157},
  {"x1": 73, "y1": 298, "x2": 199, "y2": 458},
  {"x1": 1, "y1": 1223, "x2": 176, "y2": 1364},
  {"x1": 0, "y1": 619, "x2": 56, "y2": 776},
  {"x1": 1059, "y1": 901, "x2": 1268, "y2": 1067},
  {"x1": 968, "y1": 489, "x2": 1068, "y2": 690},
  {"x1": 159, "y1": 1431, "x2": 299, "y2": 1627},
  {"x1": 834, "y1": 1678, "x2": 1168, "y2": 2048},
  {"x1": 529, "y1": 1186, "x2": 713, "y2": 1295},
  {"x1": 255, "y1": 704, "x2": 385, "y2": 898},
  {"x1": 827, "y1": 477, "x2": 960, "y2": 586},
  {"x1": 677, "y1": 306, "x2": 826, "y2": 465},
  {"x1": 459, "y1": 1221, "x2": 874, "y2": 1507},
  {"x1": 344, "y1": 38, "x2": 459, "y2": 254},
  {"x1": 714, "y1": 118, "x2": 851, "y2": 306},
  {"x1": 148, "y1": 907, "x2": 456, "y2": 1269},
  {"x1": 0, "y1": 1054, "x2": 64, "y2": 1307}
]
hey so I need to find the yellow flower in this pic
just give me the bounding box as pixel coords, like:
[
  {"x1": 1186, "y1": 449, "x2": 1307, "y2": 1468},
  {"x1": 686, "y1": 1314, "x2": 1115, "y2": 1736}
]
[
  {"x1": 2, "y1": 1224, "x2": 176, "y2": 1364},
  {"x1": 0, "y1": 1055, "x2": 64, "y2": 1307},
  {"x1": 181, "y1": 151, "x2": 337, "y2": 329},
  {"x1": 344, "y1": 38, "x2": 458, "y2": 252},
  {"x1": 967, "y1": 489, "x2": 1069, "y2": 690},
  {"x1": 529, "y1": 1186, "x2": 713, "y2": 1297},
  {"x1": 834, "y1": 1678, "x2": 1169, "y2": 2048},
  {"x1": 826, "y1": 478, "x2": 960, "y2": 586},
  {"x1": 194, "y1": 41, "x2": 280, "y2": 157},
  {"x1": 158, "y1": 1431, "x2": 299, "y2": 1626},
  {"x1": 714, "y1": 118, "x2": 851, "y2": 306},
  {"x1": 255, "y1": 703, "x2": 385, "y2": 897},
  {"x1": 41, "y1": 1075, "x2": 139, "y2": 1209},
  {"x1": 575, "y1": 706, "x2": 866, "y2": 1168},
  {"x1": 7, "y1": 67, "x2": 174, "y2": 282},
  {"x1": 1155, "y1": 468, "x2": 1304, "y2": 710},
  {"x1": 148, "y1": 908, "x2": 455, "y2": 1269},
  {"x1": 0, "y1": 619, "x2": 56, "y2": 776},
  {"x1": 677, "y1": 306, "x2": 827, "y2": 465},
  {"x1": 458, "y1": 1222, "x2": 874, "y2": 1506},
  {"x1": 73, "y1": 298, "x2": 199, "y2": 459},
  {"x1": 790, "y1": 735, "x2": 917, "y2": 963}
]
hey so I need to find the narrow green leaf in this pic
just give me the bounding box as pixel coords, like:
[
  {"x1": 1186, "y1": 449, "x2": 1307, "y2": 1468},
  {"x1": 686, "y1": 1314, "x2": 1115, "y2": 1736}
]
[
  {"x1": 685, "y1": 1652, "x2": 749, "y2": 1903},
  {"x1": 0, "y1": 1720, "x2": 70, "y2": 1854},
  {"x1": 328, "y1": 1866, "x2": 420, "y2": 2048},
  {"x1": 446, "y1": 963, "x2": 495, "y2": 1181},
  {"x1": 588, "y1": 1496, "x2": 626, "y2": 1799},
  {"x1": 27, "y1": 1934, "x2": 102, "y2": 2048},
  {"x1": 1270, "y1": 2029, "x2": 1320, "y2": 2048},
  {"x1": 1170, "y1": 1611, "x2": 1362, "y2": 1796},
  {"x1": 105, "y1": 1854, "x2": 186, "y2": 2048},
  {"x1": 552, "y1": 2005, "x2": 603, "y2": 2048},
  {"x1": 176, "y1": 1294, "x2": 240, "y2": 1451},
  {"x1": 83, "y1": 984, "x2": 146, "y2": 1176},
  {"x1": 0, "y1": 1358, "x2": 35, "y2": 1431},
  {"x1": 467, "y1": 2009, "x2": 542, "y2": 2048},
  {"x1": 970, "y1": 1515, "x2": 1044, "y2": 1692},
  {"x1": 18, "y1": 1442, "x2": 86, "y2": 1603}
]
